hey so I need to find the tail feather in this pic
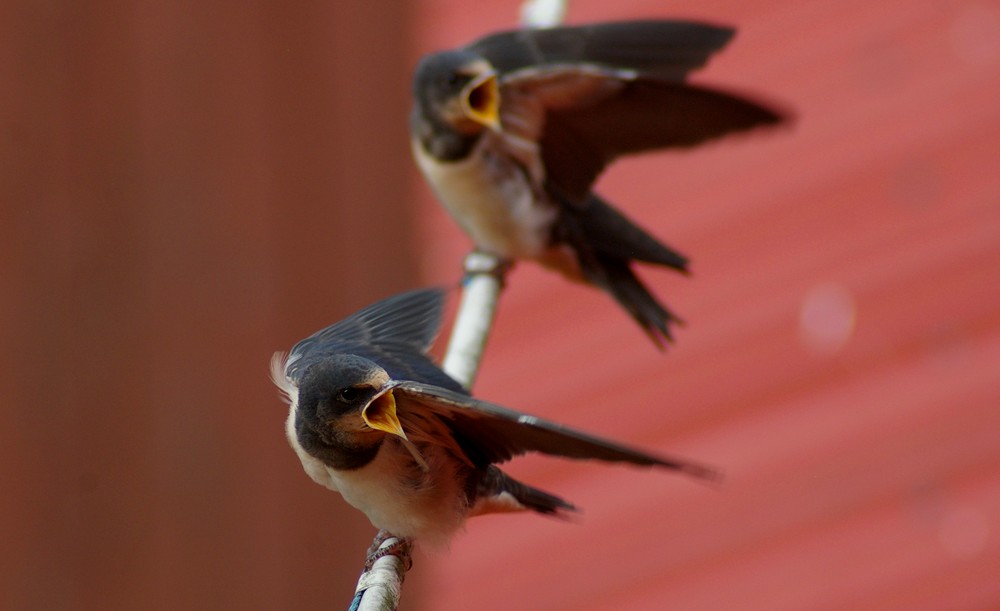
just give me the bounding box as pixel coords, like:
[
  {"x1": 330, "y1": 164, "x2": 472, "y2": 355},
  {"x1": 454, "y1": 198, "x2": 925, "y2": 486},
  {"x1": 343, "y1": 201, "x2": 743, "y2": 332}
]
[
  {"x1": 556, "y1": 193, "x2": 686, "y2": 347},
  {"x1": 473, "y1": 466, "x2": 576, "y2": 516},
  {"x1": 584, "y1": 254, "x2": 683, "y2": 347},
  {"x1": 575, "y1": 193, "x2": 689, "y2": 271}
]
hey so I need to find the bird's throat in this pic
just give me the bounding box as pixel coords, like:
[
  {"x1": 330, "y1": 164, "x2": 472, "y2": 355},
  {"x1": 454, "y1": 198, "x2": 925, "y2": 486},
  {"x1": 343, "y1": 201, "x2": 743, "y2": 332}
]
[{"x1": 295, "y1": 415, "x2": 382, "y2": 471}]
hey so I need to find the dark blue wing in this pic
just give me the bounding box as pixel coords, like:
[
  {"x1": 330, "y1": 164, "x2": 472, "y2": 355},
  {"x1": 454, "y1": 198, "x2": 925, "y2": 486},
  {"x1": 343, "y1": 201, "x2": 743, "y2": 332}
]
[
  {"x1": 392, "y1": 380, "x2": 719, "y2": 480},
  {"x1": 285, "y1": 287, "x2": 466, "y2": 393},
  {"x1": 290, "y1": 287, "x2": 446, "y2": 357},
  {"x1": 468, "y1": 20, "x2": 734, "y2": 80}
]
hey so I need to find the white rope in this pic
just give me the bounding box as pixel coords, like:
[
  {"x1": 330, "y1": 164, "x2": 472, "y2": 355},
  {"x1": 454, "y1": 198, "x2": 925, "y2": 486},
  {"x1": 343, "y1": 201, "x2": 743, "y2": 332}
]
[
  {"x1": 441, "y1": 252, "x2": 506, "y2": 389},
  {"x1": 350, "y1": 535, "x2": 410, "y2": 611}
]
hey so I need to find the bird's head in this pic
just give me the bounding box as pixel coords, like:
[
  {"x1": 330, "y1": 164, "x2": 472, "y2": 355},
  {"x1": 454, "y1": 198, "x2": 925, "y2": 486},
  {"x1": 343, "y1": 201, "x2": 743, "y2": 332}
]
[
  {"x1": 412, "y1": 50, "x2": 500, "y2": 137},
  {"x1": 294, "y1": 355, "x2": 408, "y2": 456}
]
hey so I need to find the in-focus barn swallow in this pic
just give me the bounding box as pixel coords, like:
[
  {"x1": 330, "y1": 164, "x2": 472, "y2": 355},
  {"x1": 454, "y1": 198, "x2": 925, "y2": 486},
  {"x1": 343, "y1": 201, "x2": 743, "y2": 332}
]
[
  {"x1": 272, "y1": 288, "x2": 717, "y2": 546},
  {"x1": 410, "y1": 20, "x2": 784, "y2": 346}
]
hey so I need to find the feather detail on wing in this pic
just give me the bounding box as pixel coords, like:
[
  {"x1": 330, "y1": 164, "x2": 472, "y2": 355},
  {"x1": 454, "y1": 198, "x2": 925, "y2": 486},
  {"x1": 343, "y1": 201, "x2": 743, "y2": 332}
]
[
  {"x1": 288, "y1": 288, "x2": 446, "y2": 367},
  {"x1": 384, "y1": 380, "x2": 720, "y2": 481},
  {"x1": 283, "y1": 288, "x2": 466, "y2": 393}
]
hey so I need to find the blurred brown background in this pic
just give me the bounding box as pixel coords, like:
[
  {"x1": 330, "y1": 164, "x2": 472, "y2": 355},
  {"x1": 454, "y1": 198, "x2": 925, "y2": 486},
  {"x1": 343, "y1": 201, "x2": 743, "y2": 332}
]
[{"x1": 2, "y1": 1, "x2": 998, "y2": 609}]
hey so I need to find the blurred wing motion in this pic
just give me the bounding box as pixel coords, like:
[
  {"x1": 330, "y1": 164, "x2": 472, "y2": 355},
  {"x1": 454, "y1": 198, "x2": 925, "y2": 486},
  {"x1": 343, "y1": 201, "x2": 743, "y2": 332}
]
[
  {"x1": 468, "y1": 20, "x2": 735, "y2": 79},
  {"x1": 475, "y1": 21, "x2": 783, "y2": 202}
]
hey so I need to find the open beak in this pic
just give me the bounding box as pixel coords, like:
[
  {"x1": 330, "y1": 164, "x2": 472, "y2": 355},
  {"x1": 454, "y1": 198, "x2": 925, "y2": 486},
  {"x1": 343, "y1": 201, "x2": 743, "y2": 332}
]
[
  {"x1": 362, "y1": 389, "x2": 407, "y2": 439},
  {"x1": 362, "y1": 389, "x2": 429, "y2": 471},
  {"x1": 460, "y1": 71, "x2": 500, "y2": 131}
]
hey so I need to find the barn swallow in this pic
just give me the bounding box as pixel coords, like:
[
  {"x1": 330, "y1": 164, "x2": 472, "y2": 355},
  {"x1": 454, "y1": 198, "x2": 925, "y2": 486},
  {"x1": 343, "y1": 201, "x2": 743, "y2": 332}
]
[
  {"x1": 272, "y1": 288, "x2": 717, "y2": 547},
  {"x1": 410, "y1": 20, "x2": 784, "y2": 346}
]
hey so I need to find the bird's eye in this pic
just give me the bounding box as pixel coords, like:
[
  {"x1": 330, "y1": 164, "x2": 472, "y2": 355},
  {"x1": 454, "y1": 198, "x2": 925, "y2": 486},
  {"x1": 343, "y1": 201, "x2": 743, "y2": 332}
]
[
  {"x1": 445, "y1": 72, "x2": 461, "y2": 87},
  {"x1": 336, "y1": 386, "x2": 360, "y2": 403}
]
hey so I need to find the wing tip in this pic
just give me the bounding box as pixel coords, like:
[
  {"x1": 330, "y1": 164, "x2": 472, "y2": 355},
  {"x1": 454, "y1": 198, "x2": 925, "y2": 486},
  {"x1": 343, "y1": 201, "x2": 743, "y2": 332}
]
[{"x1": 658, "y1": 458, "x2": 724, "y2": 485}]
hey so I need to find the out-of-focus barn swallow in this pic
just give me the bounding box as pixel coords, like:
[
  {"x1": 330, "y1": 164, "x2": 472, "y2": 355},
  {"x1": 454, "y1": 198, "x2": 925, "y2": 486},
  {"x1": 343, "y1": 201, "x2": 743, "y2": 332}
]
[
  {"x1": 410, "y1": 20, "x2": 784, "y2": 346},
  {"x1": 272, "y1": 288, "x2": 717, "y2": 547}
]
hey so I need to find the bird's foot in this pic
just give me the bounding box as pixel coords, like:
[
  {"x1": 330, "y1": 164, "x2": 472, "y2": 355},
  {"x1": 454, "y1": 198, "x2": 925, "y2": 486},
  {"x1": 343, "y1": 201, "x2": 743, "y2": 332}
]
[{"x1": 364, "y1": 530, "x2": 413, "y2": 572}]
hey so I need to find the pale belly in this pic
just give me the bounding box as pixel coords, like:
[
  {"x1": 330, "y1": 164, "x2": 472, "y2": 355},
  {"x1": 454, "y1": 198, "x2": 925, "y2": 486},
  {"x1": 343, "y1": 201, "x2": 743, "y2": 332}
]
[
  {"x1": 412, "y1": 137, "x2": 557, "y2": 260},
  {"x1": 286, "y1": 410, "x2": 469, "y2": 545}
]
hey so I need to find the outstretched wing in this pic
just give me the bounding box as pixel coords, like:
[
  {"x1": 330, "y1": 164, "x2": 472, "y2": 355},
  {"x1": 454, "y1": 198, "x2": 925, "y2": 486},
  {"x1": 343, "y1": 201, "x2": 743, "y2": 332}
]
[
  {"x1": 290, "y1": 287, "x2": 446, "y2": 357},
  {"x1": 389, "y1": 380, "x2": 719, "y2": 481},
  {"x1": 496, "y1": 69, "x2": 784, "y2": 204},
  {"x1": 285, "y1": 287, "x2": 465, "y2": 392},
  {"x1": 478, "y1": 21, "x2": 786, "y2": 204},
  {"x1": 468, "y1": 20, "x2": 735, "y2": 80},
  {"x1": 538, "y1": 79, "x2": 785, "y2": 202}
]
